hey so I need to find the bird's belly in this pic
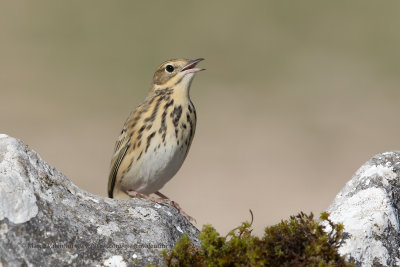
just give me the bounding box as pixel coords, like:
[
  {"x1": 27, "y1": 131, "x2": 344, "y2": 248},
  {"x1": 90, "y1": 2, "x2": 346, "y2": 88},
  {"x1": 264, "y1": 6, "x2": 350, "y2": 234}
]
[{"x1": 121, "y1": 138, "x2": 188, "y2": 195}]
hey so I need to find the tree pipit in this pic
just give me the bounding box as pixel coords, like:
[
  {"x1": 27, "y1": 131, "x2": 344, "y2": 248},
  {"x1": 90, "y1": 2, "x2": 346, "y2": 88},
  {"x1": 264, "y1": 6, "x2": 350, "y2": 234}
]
[{"x1": 108, "y1": 58, "x2": 204, "y2": 221}]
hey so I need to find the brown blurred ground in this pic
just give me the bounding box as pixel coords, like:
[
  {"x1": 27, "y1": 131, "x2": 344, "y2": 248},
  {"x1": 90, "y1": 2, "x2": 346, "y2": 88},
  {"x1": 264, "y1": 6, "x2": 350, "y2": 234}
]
[{"x1": 1, "y1": 1, "x2": 400, "y2": 235}]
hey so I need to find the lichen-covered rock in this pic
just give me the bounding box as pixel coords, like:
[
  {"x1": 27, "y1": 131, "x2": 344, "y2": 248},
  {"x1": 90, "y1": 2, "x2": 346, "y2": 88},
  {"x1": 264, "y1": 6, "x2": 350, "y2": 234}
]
[
  {"x1": 0, "y1": 134, "x2": 199, "y2": 266},
  {"x1": 328, "y1": 151, "x2": 400, "y2": 267}
]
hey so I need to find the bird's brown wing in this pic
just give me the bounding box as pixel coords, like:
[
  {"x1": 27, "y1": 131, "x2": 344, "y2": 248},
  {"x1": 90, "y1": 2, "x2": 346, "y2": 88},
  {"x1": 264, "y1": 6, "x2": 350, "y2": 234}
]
[
  {"x1": 107, "y1": 101, "x2": 149, "y2": 198},
  {"x1": 107, "y1": 132, "x2": 130, "y2": 198}
]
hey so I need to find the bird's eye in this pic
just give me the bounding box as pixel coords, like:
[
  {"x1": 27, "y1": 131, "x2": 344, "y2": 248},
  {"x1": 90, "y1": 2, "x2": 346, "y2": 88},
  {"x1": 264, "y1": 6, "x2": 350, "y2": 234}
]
[{"x1": 165, "y1": 65, "x2": 174, "y2": 73}]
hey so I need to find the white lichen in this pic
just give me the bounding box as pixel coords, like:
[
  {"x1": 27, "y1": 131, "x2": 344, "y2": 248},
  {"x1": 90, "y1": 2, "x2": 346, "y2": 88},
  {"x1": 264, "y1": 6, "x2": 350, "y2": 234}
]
[
  {"x1": 359, "y1": 165, "x2": 396, "y2": 185},
  {"x1": 97, "y1": 222, "x2": 120, "y2": 236},
  {"x1": 329, "y1": 186, "x2": 398, "y2": 266},
  {"x1": 0, "y1": 138, "x2": 39, "y2": 223},
  {"x1": 102, "y1": 255, "x2": 127, "y2": 267},
  {"x1": 0, "y1": 170, "x2": 38, "y2": 224},
  {"x1": 76, "y1": 191, "x2": 100, "y2": 203}
]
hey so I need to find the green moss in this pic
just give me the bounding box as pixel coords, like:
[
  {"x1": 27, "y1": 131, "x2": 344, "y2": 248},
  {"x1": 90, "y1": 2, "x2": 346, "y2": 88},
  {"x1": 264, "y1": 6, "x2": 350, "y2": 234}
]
[{"x1": 163, "y1": 212, "x2": 353, "y2": 267}]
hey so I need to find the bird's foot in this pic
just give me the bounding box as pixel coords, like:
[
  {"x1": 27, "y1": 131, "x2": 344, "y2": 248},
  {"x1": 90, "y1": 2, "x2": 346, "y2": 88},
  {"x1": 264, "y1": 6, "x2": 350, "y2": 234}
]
[{"x1": 155, "y1": 191, "x2": 196, "y2": 223}]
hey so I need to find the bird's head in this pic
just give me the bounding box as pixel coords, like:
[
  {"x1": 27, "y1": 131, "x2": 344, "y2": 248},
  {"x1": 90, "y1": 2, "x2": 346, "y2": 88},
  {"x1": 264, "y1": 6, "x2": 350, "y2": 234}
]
[{"x1": 152, "y1": 58, "x2": 204, "y2": 89}]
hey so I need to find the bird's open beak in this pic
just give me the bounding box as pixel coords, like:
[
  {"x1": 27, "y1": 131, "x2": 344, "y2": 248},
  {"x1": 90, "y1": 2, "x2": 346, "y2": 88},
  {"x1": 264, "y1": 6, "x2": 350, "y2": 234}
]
[{"x1": 181, "y1": 58, "x2": 205, "y2": 73}]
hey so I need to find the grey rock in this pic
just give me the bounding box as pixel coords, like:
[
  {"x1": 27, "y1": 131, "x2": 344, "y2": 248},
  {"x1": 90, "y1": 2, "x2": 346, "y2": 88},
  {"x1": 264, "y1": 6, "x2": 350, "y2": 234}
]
[
  {"x1": 0, "y1": 134, "x2": 199, "y2": 266},
  {"x1": 328, "y1": 151, "x2": 400, "y2": 267}
]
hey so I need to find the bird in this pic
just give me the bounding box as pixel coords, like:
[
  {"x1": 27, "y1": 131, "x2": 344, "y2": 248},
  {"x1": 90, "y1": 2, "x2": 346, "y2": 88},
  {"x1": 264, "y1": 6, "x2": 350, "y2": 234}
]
[{"x1": 108, "y1": 58, "x2": 204, "y2": 220}]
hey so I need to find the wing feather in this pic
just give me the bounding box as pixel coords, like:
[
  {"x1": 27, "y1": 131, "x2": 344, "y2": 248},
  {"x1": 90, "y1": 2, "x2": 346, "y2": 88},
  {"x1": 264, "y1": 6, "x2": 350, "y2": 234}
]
[{"x1": 107, "y1": 133, "x2": 130, "y2": 198}]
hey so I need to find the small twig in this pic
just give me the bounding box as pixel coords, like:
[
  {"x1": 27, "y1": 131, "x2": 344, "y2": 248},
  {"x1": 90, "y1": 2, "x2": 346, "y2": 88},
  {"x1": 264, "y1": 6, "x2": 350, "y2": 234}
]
[{"x1": 249, "y1": 209, "x2": 254, "y2": 227}]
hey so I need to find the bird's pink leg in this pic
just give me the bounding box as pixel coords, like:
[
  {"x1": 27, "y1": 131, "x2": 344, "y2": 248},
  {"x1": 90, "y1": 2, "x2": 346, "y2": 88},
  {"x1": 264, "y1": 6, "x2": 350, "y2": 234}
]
[{"x1": 155, "y1": 191, "x2": 196, "y2": 223}]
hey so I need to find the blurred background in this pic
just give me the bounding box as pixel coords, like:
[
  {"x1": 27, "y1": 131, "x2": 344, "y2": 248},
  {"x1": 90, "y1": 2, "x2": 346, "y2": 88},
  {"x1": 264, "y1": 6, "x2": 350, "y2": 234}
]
[{"x1": 1, "y1": 1, "x2": 400, "y2": 235}]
